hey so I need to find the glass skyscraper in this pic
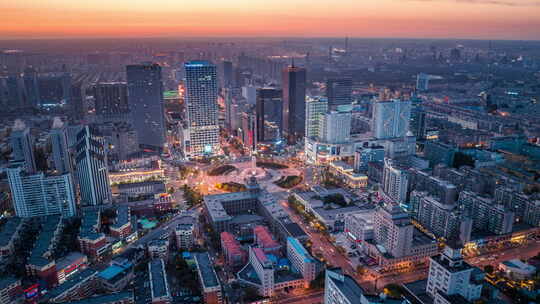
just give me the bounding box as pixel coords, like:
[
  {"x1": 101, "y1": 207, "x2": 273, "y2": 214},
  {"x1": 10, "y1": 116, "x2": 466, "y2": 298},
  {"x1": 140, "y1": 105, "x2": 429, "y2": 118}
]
[
  {"x1": 326, "y1": 77, "x2": 352, "y2": 108},
  {"x1": 282, "y1": 65, "x2": 306, "y2": 144},
  {"x1": 75, "y1": 125, "x2": 112, "y2": 206},
  {"x1": 184, "y1": 61, "x2": 220, "y2": 157},
  {"x1": 126, "y1": 63, "x2": 165, "y2": 151}
]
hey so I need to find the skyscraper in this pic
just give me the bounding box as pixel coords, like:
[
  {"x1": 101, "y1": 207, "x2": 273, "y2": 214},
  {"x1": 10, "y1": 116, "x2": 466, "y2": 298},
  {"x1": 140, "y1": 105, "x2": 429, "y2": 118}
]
[
  {"x1": 410, "y1": 98, "x2": 426, "y2": 141},
  {"x1": 126, "y1": 63, "x2": 165, "y2": 151},
  {"x1": 50, "y1": 117, "x2": 73, "y2": 174},
  {"x1": 23, "y1": 67, "x2": 40, "y2": 107},
  {"x1": 7, "y1": 165, "x2": 76, "y2": 218},
  {"x1": 372, "y1": 99, "x2": 411, "y2": 140},
  {"x1": 10, "y1": 120, "x2": 36, "y2": 173},
  {"x1": 416, "y1": 73, "x2": 430, "y2": 92},
  {"x1": 282, "y1": 65, "x2": 306, "y2": 143},
  {"x1": 221, "y1": 60, "x2": 233, "y2": 88},
  {"x1": 92, "y1": 82, "x2": 129, "y2": 122},
  {"x1": 75, "y1": 125, "x2": 112, "y2": 206},
  {"x1": 373, "y1": 202, "x2": 413, "y2": 258},
  {"x1": 184, "y1": 61, "x2": 220, "y2": 157},
  {"x1": 319, "y1": 110, "x2": 352, "y2": 144},
  {"x1": 382, "y1": 158, "x2": 409, "y2": 204},
  {"x1": 255, "y1": 88, "x2": 282, "y2": 143},
  {"x1": 326, "y1": 77, "x2": 352, "y2": 108}
]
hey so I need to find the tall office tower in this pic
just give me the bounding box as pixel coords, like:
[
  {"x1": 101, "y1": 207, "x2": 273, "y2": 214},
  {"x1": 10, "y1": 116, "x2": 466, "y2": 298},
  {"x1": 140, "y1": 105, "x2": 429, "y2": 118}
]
[
  {"x1": 255, "y1": 88, "x2": 282, "y2": 143},
  {"x1": 23, "y1": 67, "x2": 40, "y2": 107},
  {"x1": 75, "y1": 125, "x2": 112, "y2": 206},
  {"x1": 282, "y1": 65, "x2": 306, "y2": 143},
  {"x1": 326, "y1": 77, "x2": 352, "y2": 108},
  {"x1": 50, "y1": 117, "x2": 73, "y2": 174},
  {"x1": 373, "y1": 202, "x2": 413, "y2": 258},
  {"x1": 319, "y1": 110, "x2": 352, "y2": 144},
  {"x1": 305, "y1": 97, "x2": 328, "y2": 139},
  {"x1": 372, "y1": 99, "x2": 411, "y2": 140},
  {"x1": 240, "y1": 111, "x2": 257, "y2": 151},
  {"x1": 126, "y1": 63, "x2": 165, "y2": 151},
  {"x1": 7, "y1": 166, "x2": 76, "y2": 218},
  {"x1": 70, "y1": 80, "x2": 86, "y2": 120},
  {"x1": 221, "y1": 61, "x2": 233, "y2": 88},
  {"x1": 10, "y1": 120, "x2": 37, "y2": 173},
  {"x1": 6, "y1": 74, "x2": 26, "y2": 109},
  {"x1": 242, "y1": 85, "x2": 257, "y2": 105},
  {"x1": 184, "y1": 61, "x2": 220, "y2": 156},
  {"x1": 382, "y1": 158, "x2": 409, "y2": 204},
  {"x1": 409, "y1": 99, "x2": 426, "y2": 141},
  {"x1": 92, "y1": 82, "x2": 130, "y2": 122},
  {"x1": 426, "y1": 246, "x2": 483, "y2": 303},
  {"x1": 416, "y1": 73, "x2": 430, "y2": 92}
]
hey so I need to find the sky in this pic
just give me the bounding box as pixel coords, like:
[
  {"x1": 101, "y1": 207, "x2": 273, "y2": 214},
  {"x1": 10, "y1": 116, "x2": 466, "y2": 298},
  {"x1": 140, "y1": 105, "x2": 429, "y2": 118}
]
[{"x1": 1, "y1": 0, "x2": 539, "y2": 40}]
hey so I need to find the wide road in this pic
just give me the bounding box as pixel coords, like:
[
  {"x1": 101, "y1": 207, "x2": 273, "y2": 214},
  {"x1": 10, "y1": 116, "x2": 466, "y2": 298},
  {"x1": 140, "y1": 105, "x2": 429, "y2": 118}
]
[{"x1": 276, "y1": 291, "x2": 324, "y2": 304}]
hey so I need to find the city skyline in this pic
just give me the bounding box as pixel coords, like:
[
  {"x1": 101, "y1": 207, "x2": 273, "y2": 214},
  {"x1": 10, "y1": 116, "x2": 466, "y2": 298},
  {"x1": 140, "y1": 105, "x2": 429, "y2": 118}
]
[{"x1": 1, "y1": 0, "x2": 540, "y2": 40}]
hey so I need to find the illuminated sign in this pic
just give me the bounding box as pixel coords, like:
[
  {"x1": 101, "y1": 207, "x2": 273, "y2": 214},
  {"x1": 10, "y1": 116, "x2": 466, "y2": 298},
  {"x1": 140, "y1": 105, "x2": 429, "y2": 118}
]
[
  {"x1": 24, "y1": 284, "x2": 39, "y2": 299},
  {"x1": 204, "y1": 145, "x2": 213, "y2": 154}
]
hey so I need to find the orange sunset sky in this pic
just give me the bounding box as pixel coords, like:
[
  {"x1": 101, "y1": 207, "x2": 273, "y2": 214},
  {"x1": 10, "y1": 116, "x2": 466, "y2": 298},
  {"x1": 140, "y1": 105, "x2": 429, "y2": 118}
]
[{"x1": 1, "y1": 0, "x2": 540, "y2": 40}]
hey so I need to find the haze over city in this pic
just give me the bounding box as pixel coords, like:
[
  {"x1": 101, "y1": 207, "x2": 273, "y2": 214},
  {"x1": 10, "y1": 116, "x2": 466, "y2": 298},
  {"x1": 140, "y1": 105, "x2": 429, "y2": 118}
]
[{"x1": 2, "y1": 0, "x2": 540, "y2": 39}]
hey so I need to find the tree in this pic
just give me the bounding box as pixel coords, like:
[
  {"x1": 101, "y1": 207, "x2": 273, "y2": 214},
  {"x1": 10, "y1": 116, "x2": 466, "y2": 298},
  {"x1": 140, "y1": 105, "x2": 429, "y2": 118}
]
[{"x1": 383, "y1": 284, "x2": 405, "y2": 298}]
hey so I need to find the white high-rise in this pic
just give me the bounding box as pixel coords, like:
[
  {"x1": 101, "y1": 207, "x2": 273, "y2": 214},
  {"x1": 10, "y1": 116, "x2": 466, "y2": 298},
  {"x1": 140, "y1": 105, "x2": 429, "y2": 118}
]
[
  {"x1": 372, "y1": 99, "x2": 411, "y2": 140},
  {"x1": 382, "y1": 158, "x2": 409, "y2": 204},
  {"x1": 305, "y1": 97, "x2": 328, "y2": 139},
  {"x1": 319, "y1": 110, "x2": 352, "y2": 144},
  {"x1": 184, "y1": 61, "x2": 220, "y2": 157},
  {"x1": 7, "y1": 166, "x2": 76, "y2": 218}
]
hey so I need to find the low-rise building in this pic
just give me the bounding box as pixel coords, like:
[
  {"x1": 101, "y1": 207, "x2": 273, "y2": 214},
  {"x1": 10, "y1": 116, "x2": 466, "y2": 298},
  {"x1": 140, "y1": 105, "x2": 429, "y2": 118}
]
[
  {"x1": 220, "y1": 232, "x2": 246, "y2": 268},
  {"x1": 499, "y1": 259, "x2": 536, "y2": 280},
  {"x1": 253, "y1": 225, "x2": 281, "y2": 256},
  {"x1": 149, "y1": 259, "x2": 172, "y2": 304},
  {"x1": 0, "y1": 217, "x2": 25, "y2": 263},
  {"x1": 56, "y1": 252, "x2": 88, "y2": 285},
  {"x1": 148, "y1": 239, "x2": 170, "y2": 260},
  {"x1": 59, "y1": 291, "x2": 134, "y2": 304},
  {"x1": 175, "y1": 215, "x2": 196, "y2": 250},
  {"x1": 194, "y1": 252, "x2": 223, "y2": 304},
  {"x1": 46, "y1": 268, "x2": 98, "y2": 303},
  {"x1": 98, "y1": 258, "x2": 134, "y2": 292}
]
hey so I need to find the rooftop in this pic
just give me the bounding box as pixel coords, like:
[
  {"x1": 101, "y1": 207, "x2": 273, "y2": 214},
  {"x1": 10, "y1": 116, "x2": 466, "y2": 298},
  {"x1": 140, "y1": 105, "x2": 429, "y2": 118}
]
[
  {"x1": 326, "y1": 268, "x2": 364, "y2": 304},
  {"x1": 149, "y1": 259, "x2": 170, "y2": 299},
  {"x1": 0, "y1": 217, "x2": 23, "y2": 248},
  {"x1": 287, "y1": 237, "x2": 314, "y2": 263},
  {"x1": 194, "y1": 252, "x2": 220, "y2": 289},
  {"x1": 47, "y1": 268, "x2": 97, "y2": 300},
  {"x1": 62, "y1": 291, "x2": 134, "y2": 304}
]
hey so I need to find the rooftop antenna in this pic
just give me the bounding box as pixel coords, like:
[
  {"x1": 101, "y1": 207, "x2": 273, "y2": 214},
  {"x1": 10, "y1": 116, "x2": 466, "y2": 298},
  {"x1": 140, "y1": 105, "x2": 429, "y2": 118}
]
[{"x1": 291, "y1": 57, "x2": 295, "y2": 68}]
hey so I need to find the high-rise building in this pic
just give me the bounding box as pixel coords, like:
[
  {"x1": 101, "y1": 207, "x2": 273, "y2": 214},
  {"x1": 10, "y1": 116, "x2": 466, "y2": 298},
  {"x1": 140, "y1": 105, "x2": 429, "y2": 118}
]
[
  {"x1": 92, "y1": 82, "x2": 129, "y2": 122},
  {"x1": 382, "y1": 158, "x2": 409, "y2": 204},
  {"x1": 416, "y1": 73, "x2": 430, "y2": 92},
  {"x1": 286, "y1": 237, "x2": 319, "y2": 285},
  {"x1": 126, "y1": 63, "x2": 165, "y2": 151},
  {"x1": 326, "y1": 77, "x2": 352, "y2": 108},
  {"x1": 184, "y1": 61, "x2": 220, "y2": 157},
  {"x1": 6, "y1": 74, "x2": 26, "y2": 109},
  {"x1": 424, "y1": 141, "x2": 457, "y2": 168},
  {"x1": 242, "y1": 85, "x2": 257, "y2": 105},
  {"x1": 372, "y1": 99, "x2": 411, "y2": 140},
  {"x1": 38, "y1": 73, "x2": 71, "y2": 105},
  {"x1": 255, "y1": 88, "x2": 282, "y2": 143},
  {"x1": 7, "y1": 166, "x2": 76, "y2": 218},
  {"x1": 373, "y1": 202, "x2": 414, "y2": 258},
  {"x1": 305, "y1": 97, "x2": 328, "y2": 139},
  {"x1": 50, "y1": 118, "x2": 73, "y2": 174},
  {"x1": 75, "y1": 126, "x2": 112, "y2": 206},
  {"x1": 282, "y1": 65, "x2": 306, "y2": 143},
  {"x1": 23, "y1": 67, "x2": 40, "y2": 107},
  {"x1": 324, "y1": 268, "x2": 391, "y2": 304},
  {"x1": 458, "y1": 191, "x2": 514, "y2": 235},
  {"x1": 410, "y1": 98, "x2": 426, "y2": 141},
  {"x1": 9, "y1": 121, "x2": 36, "y2": 173},
  {"x1": 319, "y1": 110, "x2": 351, "y2": 144},
  {"x1": 221, "y1": 61, "x2": 233, "y2": 88}
]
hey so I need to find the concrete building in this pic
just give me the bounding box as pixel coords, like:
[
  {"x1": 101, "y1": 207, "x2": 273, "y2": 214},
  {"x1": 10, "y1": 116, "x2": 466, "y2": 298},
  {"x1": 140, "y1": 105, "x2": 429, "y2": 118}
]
[
  {"x1": 149, "y1": 259, "x2": 172, "y2": 304},
  {"x1": 344, "y1": 211, "x2": 375, "y2": 252},
  {"x1": 148, "y1": 239, "x2": 169, "y2": 260},
  {"x1": 221, "y1": 232, "x2": 246, "y2": 268},
  {"x1": 97, "y1": 258, "x2": 134, "y2": 292},
  {"x1": 0, "y1": 277, "x2": 22, "y2": 304},
  {"x1": 458, "y1": 191, "x2": 514, "y2": 235},
  {"x1": 382, "y1": 158, "x2": 409, "y2": 204},
  {"x1": 426, "y1": 246, "x2": 484, "y2": 303},
  {"x1": 50, "y1": 119, "x2": 73, "y2": 174},
  {"x1": 424, "y1": 141, "x2": 457, "y2": 168},
  {"x1": 319, "y1": 110, "x2": 352, "y2": 144},
  {"x1": 184, "y1": 61, "x2": 220, "y2": 157},
  {"x1": 92, "y1": 82, "x2": 130, "y2": 122},
  {"x1": 0, "y1": 217, "x2": 25, "y2": 263},
  {"x1": 254, "y1": 225, "x2": 281, "y2": 256},
  {"x1": 287, "y1": 237, "x2": 319, "y2": 285},
  {"x1": 194, "y1": 253, "x2": 223, "y2": 304},
  {"x1": 7, "y1": 166, "x2": 76, "y2": 218},
  {"x1": 499, "y1": 259, "x2": 536, "y2": 280},
  {"x1": 175, "y1": 215, "x2": 196, "y2": 250},
  {"x1": 255, "y1": 88, "x2": 282, "y2": 143}
]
